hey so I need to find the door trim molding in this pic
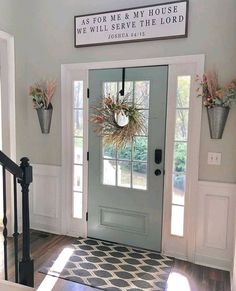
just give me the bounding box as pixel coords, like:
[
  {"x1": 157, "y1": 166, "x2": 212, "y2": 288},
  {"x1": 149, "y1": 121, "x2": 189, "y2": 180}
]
[
  {"x1": 61, "y1": 55, "x2": 205, "y2": 261},
  {"x1": 0, "y1": 31, "x2": 16, "y2": 234},
  {"x1": 162, "y1": 63, "x2": 204, "y2": 262},
  {"x1": 0, "y1": 30, "x2": 16, "y2": 160},
  {"x1": 63, "y1": 55, "x2": 204, "y2": 71}
]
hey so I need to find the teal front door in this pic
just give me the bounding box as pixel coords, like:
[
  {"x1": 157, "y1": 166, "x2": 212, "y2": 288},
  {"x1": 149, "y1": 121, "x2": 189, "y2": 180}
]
[{"x1": 88, "y1": 66, "x2": 168, "y2": 251}]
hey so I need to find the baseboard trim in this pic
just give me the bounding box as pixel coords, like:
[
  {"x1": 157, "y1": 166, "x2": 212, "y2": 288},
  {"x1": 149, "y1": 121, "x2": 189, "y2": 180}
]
[
  {"x1": 195, "y1": 253, "x2": 232, "y2": 271},
  {"x1": 66, "y1": 230, "x2": 82, "y2": 238},
  {"x1": 30, "y1": 226, "x2": 62, "y2": 236},
  {"x1": 163, "y1": 250, "x2": 232, "y2": 271},
  {"x1": 162, "y1": 250, "x2": 188, "y2": 261}
]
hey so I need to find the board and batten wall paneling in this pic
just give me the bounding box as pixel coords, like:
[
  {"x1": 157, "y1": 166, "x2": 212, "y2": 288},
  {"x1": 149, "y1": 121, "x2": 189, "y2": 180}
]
[
  {"x1": 29, "y1": 164, "x2": 62, "y2": 234},
  {"x1": 232, "y1": 220, "x2": 236, "y2": 291},
  {"x1": 196, "y1": 181, "x2": 236, "y2": 271},
  {"x1": 27, "y1": 163, "x2": 236, "y2": 273}
]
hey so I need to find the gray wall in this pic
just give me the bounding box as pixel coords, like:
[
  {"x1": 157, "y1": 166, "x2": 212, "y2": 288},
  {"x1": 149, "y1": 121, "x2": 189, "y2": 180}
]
[
  {"x1": 0, "y1": 0, "x2": 30, "y2": 163},
  {"x1": 1, "y1": 0, "x2": 236, "y2": 182}
]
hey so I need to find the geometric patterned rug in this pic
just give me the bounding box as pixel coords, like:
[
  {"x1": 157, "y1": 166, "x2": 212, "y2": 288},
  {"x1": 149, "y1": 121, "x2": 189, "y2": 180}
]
[{"x1": 39, "y1": 237, "x2": 173, "y2": 291}]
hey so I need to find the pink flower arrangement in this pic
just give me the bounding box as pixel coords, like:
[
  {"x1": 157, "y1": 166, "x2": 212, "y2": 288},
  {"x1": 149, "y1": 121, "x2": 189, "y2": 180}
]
[
  {"x1": 196, "y1": 72, "x2": 236, "y2": 108},
  {"x1": 29, "y1": 80, "x2": 56, "y2": 109}
]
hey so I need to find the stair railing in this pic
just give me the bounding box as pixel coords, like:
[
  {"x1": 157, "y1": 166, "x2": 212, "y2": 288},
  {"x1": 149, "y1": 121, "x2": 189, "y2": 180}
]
[{"x1": 0, "y1": 151, "x2": 34, "y2": 287}]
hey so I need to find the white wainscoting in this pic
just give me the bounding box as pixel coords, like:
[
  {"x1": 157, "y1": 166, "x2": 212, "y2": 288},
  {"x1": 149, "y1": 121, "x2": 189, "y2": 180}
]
[
  {"x1": 29, "y1": 164, "x2": 62, "y2": 234},
  {"x1": 231, "y1": 221, "x2": 236, "y2": 291},
  {"x1": 196, "y1": 181, "x2": 236, "y2": 271},
  {"x1": 28, "y1": 164, "x2": 236, "y2": 273}
]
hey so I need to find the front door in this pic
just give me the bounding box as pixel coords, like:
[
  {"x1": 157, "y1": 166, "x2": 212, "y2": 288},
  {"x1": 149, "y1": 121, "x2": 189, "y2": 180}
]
[{"x1": 88, "y1": 66, "x2": 168, "y2": 251}]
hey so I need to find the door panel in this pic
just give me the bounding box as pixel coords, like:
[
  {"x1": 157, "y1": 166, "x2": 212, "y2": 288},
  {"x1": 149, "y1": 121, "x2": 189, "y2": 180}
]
[{"x1": 88, "y1": 66, "x2": 168, "y2": 251}]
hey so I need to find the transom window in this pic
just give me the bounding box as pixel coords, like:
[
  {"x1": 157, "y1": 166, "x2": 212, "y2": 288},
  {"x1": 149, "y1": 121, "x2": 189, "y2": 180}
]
[{"x1": 102, "y1": 81, "x2": 150, "y2": 190}]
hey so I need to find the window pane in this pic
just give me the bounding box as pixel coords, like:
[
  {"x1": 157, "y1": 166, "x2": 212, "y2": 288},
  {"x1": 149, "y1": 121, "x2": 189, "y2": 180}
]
[
  {"x1": 103, "y1": 159, "x2": 116, "y2": 186},
  {"x1": 118, "y1": 161, "x2": 131, "y2": 188},
  {"x1": 173, "y1": 142, "x2": 187, "y2": 173},
  {"x1": 139, "y1": 110, "x2": 149, "y2": 136},
  {"x1": 73, "y1": 192, "x2": 82, "y2": 219},
  {"x1": 171, "y1": 205, "x2": 184, "y2": 236},
  {"x1": 177, "y1": 76, "x2": 191, "y2": 108},
  {"x1": 74, "y1": 109, "x2": 83, "y2": 137},
  {"x1": 135, "y1": 81, "x2": 150, "y2": 108},
  {"x1": 74, "y1": 81, "x2": 83, "y2": 108},
  {"x1": 73, "y1": 81, "x2": 83, "y2": 217},
  {"x1": 133, "y1": 162, "x2": 147, "y2": 190},
  {"x1": 172, "y1": 174, "x2": 185, "y2": 206},
  {"x1": 117, "y1": 144, "x2": 131, "y2": 160},
  {"x1": 103, "y1": 82, "x2": 118, "y2": 99},
  {"x1": 133, "y1": 137, "x2": 148, "y2": 162},
  {"x1": 175, "y1": 110, "x2": 189, "y2": 141},
  {"x1": 118, "y1": 81, "x2": 134, "y2": 102},
  {"x1": 74, "y1": 137, "x2": 83, "y2": 164},
  {"x1": 74, "y1": 165, "x2": 83, "y2": 192},
  {"x1": 103, "y1": 140, "x2": 116, "y2": 159}
]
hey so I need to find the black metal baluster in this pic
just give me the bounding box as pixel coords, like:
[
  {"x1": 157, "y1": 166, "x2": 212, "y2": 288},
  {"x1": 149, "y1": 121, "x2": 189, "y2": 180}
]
[
  {"x1": 13, "y1": 175, "x2": 19, "y2": 283},
  {"x1": 2, "y1": 166, "x2": 8, "y2": 280}
]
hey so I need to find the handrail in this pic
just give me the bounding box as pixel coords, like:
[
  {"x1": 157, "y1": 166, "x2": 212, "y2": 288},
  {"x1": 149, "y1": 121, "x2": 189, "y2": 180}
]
[{"x1": 0, "y1": 151, "x2": 23, "y2": 179}]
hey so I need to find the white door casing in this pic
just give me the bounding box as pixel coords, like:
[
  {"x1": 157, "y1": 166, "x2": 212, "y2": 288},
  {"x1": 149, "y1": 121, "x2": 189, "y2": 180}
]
[
  {"x1": 61, "y1": 55, "x2": 204, "y2": 261},
  {"x1": 0, "y1": 30, "x2": 16, "y2": 234},
  {"x1": 162, "y1": 63, "x2": 203, "y2": 261}
]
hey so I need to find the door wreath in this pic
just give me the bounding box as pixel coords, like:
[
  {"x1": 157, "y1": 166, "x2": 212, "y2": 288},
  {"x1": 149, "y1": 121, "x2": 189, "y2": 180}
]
[{"x1": 90, "y1": 94, "x2": 146, "y2": 148}]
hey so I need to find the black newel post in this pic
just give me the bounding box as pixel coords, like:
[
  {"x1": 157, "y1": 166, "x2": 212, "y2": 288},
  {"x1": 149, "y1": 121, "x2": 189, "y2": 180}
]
[{"x1": 18, "y1": 157, "x2": 34, "y2": 287}]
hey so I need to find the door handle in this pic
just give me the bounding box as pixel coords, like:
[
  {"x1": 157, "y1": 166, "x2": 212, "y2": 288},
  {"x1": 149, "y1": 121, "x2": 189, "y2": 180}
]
[
  {"x1": 154, "y1": 169, "x2": 162, "y2": 176},
  {"x1": 155, "y1": 149, "x2": 162, "y2": 164}
]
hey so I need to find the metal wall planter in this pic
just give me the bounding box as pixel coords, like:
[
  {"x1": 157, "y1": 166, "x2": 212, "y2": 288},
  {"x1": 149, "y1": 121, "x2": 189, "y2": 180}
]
[
  {"x1": 207, "y1": 106, "x2": 229, "y2": 139},
  {"x1": 36, "y1": 108, "x2": 53, "y2": 134}
]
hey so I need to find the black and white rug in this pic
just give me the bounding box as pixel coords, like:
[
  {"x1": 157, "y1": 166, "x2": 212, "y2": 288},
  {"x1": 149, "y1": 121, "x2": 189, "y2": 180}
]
[{"x1": 39, "y1": 237, "x2": 173, "y2": 291}]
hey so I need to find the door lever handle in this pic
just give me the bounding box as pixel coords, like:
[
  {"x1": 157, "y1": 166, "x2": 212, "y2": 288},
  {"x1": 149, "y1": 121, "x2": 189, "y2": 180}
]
[{"x1": 155, "y1": 149, "x2": 162, "y2": 164}]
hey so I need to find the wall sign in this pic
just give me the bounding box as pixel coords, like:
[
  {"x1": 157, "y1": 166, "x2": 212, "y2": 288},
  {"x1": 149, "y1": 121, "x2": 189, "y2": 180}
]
[{"x1": 74, "y1": 0, "x2": 188, "y2": 47}]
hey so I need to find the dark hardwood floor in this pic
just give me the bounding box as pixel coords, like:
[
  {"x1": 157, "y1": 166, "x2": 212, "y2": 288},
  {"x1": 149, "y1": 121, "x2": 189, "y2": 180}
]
[{"x1": 0, "y1": 230, "x2": 231, "y2": 291}]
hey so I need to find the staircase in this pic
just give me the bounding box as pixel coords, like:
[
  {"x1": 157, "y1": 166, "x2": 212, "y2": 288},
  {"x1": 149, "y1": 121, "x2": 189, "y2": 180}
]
[{"x1": 0, "y1": 151, "x2": 34, "y2": 287}]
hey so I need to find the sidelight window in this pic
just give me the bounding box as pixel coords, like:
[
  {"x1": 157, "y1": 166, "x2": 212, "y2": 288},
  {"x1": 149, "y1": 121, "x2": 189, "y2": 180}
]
[
  {"x1": 171, "y1": 76, "x2": 191, "y2": 237},
  {"x1": 73, "y1": 81, "x2": 84, "y2": 219}
]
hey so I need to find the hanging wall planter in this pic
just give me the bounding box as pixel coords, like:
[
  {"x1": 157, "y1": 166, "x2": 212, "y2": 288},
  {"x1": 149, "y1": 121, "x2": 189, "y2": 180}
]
[
  {"x1": 207, "y1": 106, "x2": 229, "y2": 139},
  {"x1": 29, "y1": 79, "x2": 56, "y2": 134},
  {"x1": 196, "y1": 71, "x2": 236, "y2": 139},
  {"x1": 36, "y1": 107, "x2": 53, "y2": 134}
]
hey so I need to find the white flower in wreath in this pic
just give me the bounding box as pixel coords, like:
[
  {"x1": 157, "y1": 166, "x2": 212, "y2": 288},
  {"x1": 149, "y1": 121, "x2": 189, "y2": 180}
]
[{"x1": 114, "y1": 110, "x2": 129, "y2": 127}]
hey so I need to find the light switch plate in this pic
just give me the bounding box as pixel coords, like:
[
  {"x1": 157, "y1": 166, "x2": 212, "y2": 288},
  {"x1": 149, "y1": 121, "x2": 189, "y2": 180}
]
[{"x1": 208, "y1": 152, "x2": 222, "y2": 165}]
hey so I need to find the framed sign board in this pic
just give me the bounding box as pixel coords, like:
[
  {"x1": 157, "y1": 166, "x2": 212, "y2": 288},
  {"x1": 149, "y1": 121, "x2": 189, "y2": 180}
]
[{"x1": 74, "y1": 0, "x2": 188, "y2": 47}]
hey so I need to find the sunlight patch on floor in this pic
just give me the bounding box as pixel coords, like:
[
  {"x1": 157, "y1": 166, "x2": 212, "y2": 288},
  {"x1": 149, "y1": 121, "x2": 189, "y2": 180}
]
[
  {"x1": 37, "y1": 275, "x2": 58, "y2": 291},
  {"x1": 37, "y1": 247, "x2": 74, "y2": 291},
  {"x1": 167, "y1": 272, "x2": 192, "y2": 291}
]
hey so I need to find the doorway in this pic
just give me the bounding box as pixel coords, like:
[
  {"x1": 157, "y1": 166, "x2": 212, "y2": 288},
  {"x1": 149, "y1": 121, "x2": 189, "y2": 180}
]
[
  {"x1": 88, "y1": 66, "x2": 168, "y2": 251},
  {"x1": 61, "y1": 55, "x2": 204, "y2": 261}
]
